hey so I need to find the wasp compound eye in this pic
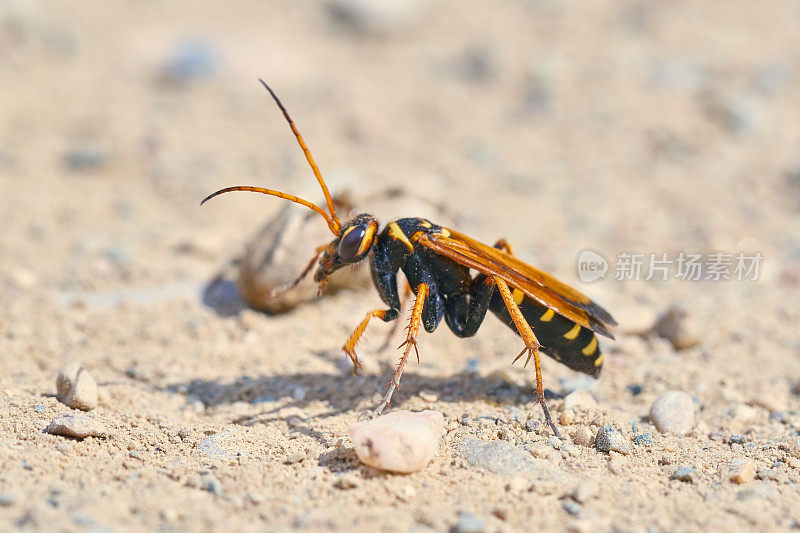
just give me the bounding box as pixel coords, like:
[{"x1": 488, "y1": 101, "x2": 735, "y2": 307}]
[{"x1": 337, "y1": 226, "x2": 366, "y2": 261}]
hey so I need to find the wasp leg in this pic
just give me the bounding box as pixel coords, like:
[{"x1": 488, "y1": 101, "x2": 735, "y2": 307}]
[
  {"x1": 343, "y1": 307, "x2": 399, "y2": 374},
  {"x1": 493, "y1": 238, "x2": 515, "y2": 256},
  {"x1": 493, "y1": 276, "x2": 561, "y2": 438},
  {"x1": 370, "y1": 282, "x2": 429, "y2": 417},
  {"x1": 269, "y1": 244, "x2": 328, "y2": 297},
  {"x1": 379, "y1": 278, "x2": 413, "y2": 351}
]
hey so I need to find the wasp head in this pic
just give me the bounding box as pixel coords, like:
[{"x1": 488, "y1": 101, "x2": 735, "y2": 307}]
[{"x1": 315, "y1": 214, "x2": 378, "y2": 283}]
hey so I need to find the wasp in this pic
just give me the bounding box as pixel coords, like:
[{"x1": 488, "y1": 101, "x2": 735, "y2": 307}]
[{"x1": 202, "y1": 80, "x2": 617, "y2": 436}]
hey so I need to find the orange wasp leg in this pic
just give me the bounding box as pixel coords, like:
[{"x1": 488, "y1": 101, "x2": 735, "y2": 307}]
[
  {"x1": 493, "y1": 238, "x2": 515, "y2": 256},
  {"x1": 342, "y1": 309, "x2": 391, "y2": 374},
  {"x1": 370, "y1": 282, "x2": 429, "y2": 417},
  {"x1": 493, "y1": 276, "x2": 561, "y2": 438},
  {"x1": 270, "y1": 244, "x2": 329, "y2": 297}
]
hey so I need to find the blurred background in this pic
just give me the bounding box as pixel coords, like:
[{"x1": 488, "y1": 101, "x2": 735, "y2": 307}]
[{"x1": 2, "y1": 0, "x2": 800, "y2": 530}]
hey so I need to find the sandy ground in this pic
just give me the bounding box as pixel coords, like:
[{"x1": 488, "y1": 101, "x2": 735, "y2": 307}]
[{"x1": 2, "y1": 1, "x2": 800, "y2": 531}]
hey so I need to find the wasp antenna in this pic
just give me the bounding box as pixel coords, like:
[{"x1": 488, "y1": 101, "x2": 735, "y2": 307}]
[
  {"x1": 200, "y1": 186, "x2": 340, "y2": 235},
  {"x1": 258, "y1": 79, "x2": 341, "y2": 235}
]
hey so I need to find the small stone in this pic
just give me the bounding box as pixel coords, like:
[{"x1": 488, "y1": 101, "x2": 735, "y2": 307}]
[
  {"x1": 160, "y1": 39, "x2": 220, "y2": 84},
  {"x1": 56, "y1": 363, "x2": 98, "y2": 411},
  {"x1": 529, "y1": 446, "x2": 555, "y2": 460},
  {"x1": 649, "y1": 391, "x2": 695, "y2": 435},
  {"x1": 285, "y1": 451, "x2": 306, "y2": 464},
  {"x1": 571, "y1": 427, "x2": 595, "y2": 447},
  {"x1": 559, "y1": 410, "x2": 575, "y2": 426},
  {"x1": 563, "y1": 389, "x2": 597, "y2": 411},
  {"x1": 349, "y1": 410, "x2": 443, "y2": 473},
  {"x1": 595, "y1": 426, "x2": 630, "y2": 454},
  {"x1": 729, "y1": 434, "x2": 746, "y2": 445},
  {"x1": 454, "y1": 512, "x2": 485, "y2": 533},
  {"x1": 547, "y1": 436, "x2": 562, "y2": 450},
  {"x1": 783, "y1": 436, "x2": 800, "y2": 457},
  {"x1": 653, "y1": 305, "x2": 700, "y2": 350},
  {"x1": 327, "y1": 0, "x2": 423, "y2": 37},
  {"x1": 525, "y1": 419, "x2": 540, "y2": 432},
  {"x1": 571, "y1": 481, "x2": 599, "y2": 503},
  {"x1": 63, "y1": 144, "x2": 112, "y2": 171},
  {"x1": 562, "y1": 500, "x2": 582, "y2": 516},
  {"x1": 201, "y1": 473, "x2": 223, "y2": 494},
  {"x1": 334, "y1": 473, "x2": 360, "y2": 490},
  {"x1": 633, "y1": 433, "x2": 653, "y2": 446},
  {"x1": 670, "y1": 466, "x2": 695, "y2": 482},
  {"x1": 492, "y1": 508, "x2": 508, "y2": 521},
  {"x1": 729, "y1": 459, "x2": 756, "y2": 484},
  {"x1": 0, "y1": 493, "x2": 16, "y2": 507},
  {"x1": 45, "y1": 413, "x2": 108, "y2": 439}
]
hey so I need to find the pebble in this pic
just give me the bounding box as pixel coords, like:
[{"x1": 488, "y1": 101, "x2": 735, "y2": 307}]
[
  {"x1": 547, "y1": 436, "x2": 562, "y2": 450},
  {"x1": 653, "y1": 305, "x2": 700, "y2": 350},
  {"x1": 56, "y1": 363, "x2": 98, "y2": 411},
  {"x1": 559, "y1": 410, "x2": 575, "y2": 426},
  {"x1": 783, "y1": 436, "x2": 800, "y2": 457},
  {"x1": 45, "y1": 413, "x2": 109, "y2": 439},
  {"x1": 63, "y1": 144, "x2": 112, "y2": 171},
  {"x1": 349, "y1": 410, "x2": 443, "y2": 473},
  {"x1": 571, "y1": 427, "x2": 595, "y2": 447},
  {"x1": 670, "y1": 466, "x2": 695, "y2": 482},
  {"x1": 327, "y1": 0, "x2": 423, "y2": 37},
  {"x1": 454, "y1": 512, "x2": 486, "y2": 533},
  {"x1": 649, "y1": 391, "x2": 695, "y2": 435},
  {"x1": 729, "y1": 459, "x2": 756, "y2": 484},
  {"x1": 633, "y1": 433, "x2": 653, "y2": 446},
  {"x1": 201, "y1": 473, "x2": 223, "y2": 494},
  {"x1": 563, "y1": 389, "x2": 597, "y2": 411},
  {"x1": 285, "y1": 451, "x2": 306, "y2": 464},
  {"x1": 594, "y1": 426, "x2": 630, "y2": 454},
  {"x1": 161, "y1": 40, "x2": 219, "y2": 84},
  {"x1": 461, "y1": 438, "x2": 549, "y2": 476},
  {"x1": 0, "y1": 493, "x2": 16, "y2": 507},
  {"x1": 562, "y1": 500, "x2": 582, "y2": 517}
]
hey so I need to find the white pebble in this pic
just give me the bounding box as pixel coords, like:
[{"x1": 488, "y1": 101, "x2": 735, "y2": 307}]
[
  {"x1": 56, "y1": 363, "x2": 98, "y2": 411},
  {"x1": 650, "y1": 391, "x2": 695, "y2": 435},
  {"x1": 45, "y1": 413, "x2": 109, "y2": 439},
  {"x1": 349, "y1": 410, "x2": 443, "y2": 473}
]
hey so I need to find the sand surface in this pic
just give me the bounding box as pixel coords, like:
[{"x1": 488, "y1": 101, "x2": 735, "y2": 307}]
[{"x1": 2, "y1": 1, "x2": 800, "y2": 531}]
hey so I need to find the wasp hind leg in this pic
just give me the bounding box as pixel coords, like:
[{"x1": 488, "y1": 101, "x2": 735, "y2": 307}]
[
  {"x1": 493, "y1": 276, "x2": 561, "y2": 438},
  {"x1": 369, "y1": 282, "x2": 429, "y2": 417}
]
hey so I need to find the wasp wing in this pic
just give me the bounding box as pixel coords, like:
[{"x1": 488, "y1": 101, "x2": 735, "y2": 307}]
[{"x1": 418, "y1": 228, "x2": 617, "y2": 339}]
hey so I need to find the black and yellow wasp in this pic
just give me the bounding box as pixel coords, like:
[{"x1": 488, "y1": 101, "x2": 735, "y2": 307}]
[{"x1": 202, "y1": 80, "x2": 617, "y2": 436}]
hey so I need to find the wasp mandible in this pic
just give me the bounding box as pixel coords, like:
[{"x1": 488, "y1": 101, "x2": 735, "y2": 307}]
[{"x1": 202, "y1": 80, "x2": 617, "y2": 436}]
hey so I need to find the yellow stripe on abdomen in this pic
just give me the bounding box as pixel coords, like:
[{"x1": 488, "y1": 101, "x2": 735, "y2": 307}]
[
  {"x1": 564, "y1": 323, "x2": 581, "y2": 340},
  {"x1": 581, "y1": 336, "x2": 598, "y2": 356}
]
